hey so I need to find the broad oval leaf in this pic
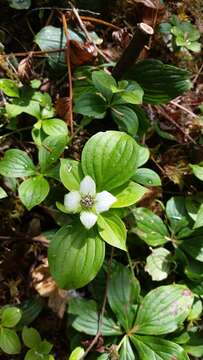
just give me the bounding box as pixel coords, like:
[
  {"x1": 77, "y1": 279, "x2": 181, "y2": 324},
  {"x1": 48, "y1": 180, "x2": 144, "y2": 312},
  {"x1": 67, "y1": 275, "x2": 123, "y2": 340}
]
[
  {"x1": 19, "y1": 176, "x2": 50, "y2": 210},
  {"x1": 132, "y1": 207, "x2": 170, "y2": 246},
  {"x1": 48, "y1": 223, "x2": 105, "y2": 289},
  {"x1": 145, "y1": 247, "x2": 172, "y2": 281},
  {"x1": 0, "y1": 328, "x2": 21, "y2": 355},
  {"x1": 131, "y1": 335, "x2": 190, "y2": 360},
  {"x1": 132, "y1": 168, "x2": 161, "y2": 186},
  {"x1": 60, "y1": 159, "x2": 83, "y2": 191},
  {"x1": 0, "y1": 79, "x2": 19, "y2": 97},
  {"x1": 92, "y1": 70, "x2": 116, "y2": 100},
  {"x1": 22, "y1": 327, "x2": 41, "y2": 349},
  {"x1": 112, "y1": 182, "x2": 148, "y2": 208},
  {"x1": 108, "y1": 262, "x2": 140, "y2": 330},
  {"x1": 0, "y1": 149, "x2": 36, "y2": 178},
  {"x1": 97, "y1": 213, "x2": 127, "y2": 251},
  {"x1": 39, "y1": 134, "x2": 68, "y2": 173},
  {"x1": 69, "y1": 346, "x2": 85, "y2": 360},
  {"x1": 111, "y1": 105, "x2": 139, "y2": 136},
  {"x1": 135, "y1": 144, "x2": 150, "y2": 168},
  {"x1": 42, "y1": 119, "x2": 68, "y2": 136},
  {"x1": 126, "y1": 59, "x2": 192, "y2": 104},
  {"x1": 1, "y1": 307, "x2": 22, "y2": 328},
  {"x1": 35, "y1": 26, "x2": 83, "y2": 70},
  {"x1": 74, "y1": 93, "x2": 107, "y2": 119},
  {"x1": 134, "y1": 285, "x2": 194, "y2": 335},
  {"x1": 68, "y1": 297, "x2": 122, "y2": 336},
  {"x1": 81, "y1": 131, "x2": 138, "y2": 191},
  {"x1": 180, "y1": 229, "x2": 203, "y2": 262}
]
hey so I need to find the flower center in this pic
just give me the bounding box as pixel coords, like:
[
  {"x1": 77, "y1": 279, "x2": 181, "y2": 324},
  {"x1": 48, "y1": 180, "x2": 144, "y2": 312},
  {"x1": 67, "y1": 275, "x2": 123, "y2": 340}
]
[{"x1": 80, "y1": 195, "x2": 94, "y2": 209}]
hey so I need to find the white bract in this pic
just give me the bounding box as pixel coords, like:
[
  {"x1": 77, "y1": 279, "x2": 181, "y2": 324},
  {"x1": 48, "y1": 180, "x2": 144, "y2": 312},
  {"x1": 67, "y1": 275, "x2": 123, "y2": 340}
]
[{"x1": 64, "y1": 176, "x2": 117, "y2": 229}]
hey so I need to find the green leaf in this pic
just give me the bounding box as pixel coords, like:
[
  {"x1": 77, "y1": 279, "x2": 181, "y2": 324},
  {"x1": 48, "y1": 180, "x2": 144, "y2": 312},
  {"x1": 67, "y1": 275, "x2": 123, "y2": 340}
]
[
  {"x1": 135, "y1": 144, "x2": 150, "y2": 168},
  {"x1": 0, "y1": 149, "x2": 36, "y2": 178},
  {"x1": 112, "y1": 182, "x2": 148, "y2": 208},
  {"x1": 25, "y1": 348, "x2": 46, "y2": 360},
  {"x1": 120, "y1": 336, "x2": 137, "y2": 360},
  {"x1": 188, "y1": 300, "x2": 202, "y2": 321},
  {"x1": 131, "y1": 335, "x2": 189, "y2": 360},
  {"x1": 22, "y1": 327, "x2": 41, "y2": 349},
  {"x1": 60, "y1": 159, "x2": 83, "y2": 191},
  {"x1": 187, "y1": 41, "x2": 201, "y2": 52},
  {"x1": 0, "y1": 187, "x2": 7, "y2": 199},
  {"x1": 68, "y1": 298, "x2": 122, "y2": 336},
  {"x1": 184, "y1": 332, "x2": 203, "y2": 357},
  {"x1": 132, "y1": 208, "x2": 170, "y2": 246},
  {"x1": 74, "y1": 93, "x2": 107, "y2": 118},
  {"x1": 180, "y1": 229, "x2": 203, "y2": 262},
  {"x1": 126, "y1": 59, "x2": 192, "y2": 104},
  {"x1": 145, "y1": 248, "x2": 172, "y2": 281},
  {"x1": 69, "y1": 347, "x2": 85, "y2": 360},
  {"x1": 132, "y1": 168, "x2": 161, "y2": 187},
  {"x1": 92, "y1": 70, "x2": 116, "y2": 100},
  {"x1": 8, "y1": 0, "x2": 31, "y2": 9},
  {"x1": 1, "y1": 307, "x2": 21, "y2": 328},
  {"x1": 38, "y1": 340, "x2": 53, "y2": 354},
  {"x1": 35, "y1": 26, "x2": 83, "y2": 70},
  {"x1": 48, "y1": 223, "x2": 105, "y2": 289},
  {"x1": 0, "y1": 79, "x2": 19, "y2": 97},
  {"x1": 134, "y1": 285, "x2": 194, "y2": 335},
  {"x1": 19, "y1": 176, "x2": 50, "y2": 210},
  {"x1": 185, "y1": 258, "x2": 203, "y2": 281},
  {"x1": 119, "y1": 81, "x2": 144, "y2": 105},
  {"x1": 111, "y1": 105, "x2": 139, "y2": 136},
  {"x1": 97, "y1": 213, "x2": 127, "y2": 251},
  {"x1": 81, "y1": 131, "x2": 139, "y2": 191},
  {"x1": 166, "y1": 196, "x2": 192, "y2": 237},
  {"x1": 0, "y1": 328, "x2": 21, "y2": 354},
  {"x1": 190, "y1": 163, "x2": 203, "y2": 181},
  {"x1": 194, "y1": 203, "x2": 203, "y2": 229},
  {"x1": 39, "y1": 135, "x2": 68, "y2": 172},
  {"x1": 108, "y1": 262, "x2": 140, "y2": 330},
  {"x1": 5, "y1": 87, "x2": 42, "y2": 119},
  {"x1": 42, "y1": 119, "x2": 68, "y2": 136}
]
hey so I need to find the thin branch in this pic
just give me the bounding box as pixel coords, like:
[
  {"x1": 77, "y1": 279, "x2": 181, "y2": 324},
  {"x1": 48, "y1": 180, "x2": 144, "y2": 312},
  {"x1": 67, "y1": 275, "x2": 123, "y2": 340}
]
[
  {"x1": 69, "y1": 2, "x2": 111, "y2": 62},
  {"x1": 156, "y1": 106, "x2": 196, "y2": 144},
  {"x1": 112, "y1": 22, "x2": 154, "y2": 80},
  {"x1": 81, "y1": 248, "x2": 114, "y2": 359},
  {"x1": 80, "y1": 16, "x2": 121, "y2": 30},
  {"x1": 2, "y1": 48, "x2": 66, "y2": 59},
  {"x1": 170, "y1": 100, "x2": 197, "y2": 119}
]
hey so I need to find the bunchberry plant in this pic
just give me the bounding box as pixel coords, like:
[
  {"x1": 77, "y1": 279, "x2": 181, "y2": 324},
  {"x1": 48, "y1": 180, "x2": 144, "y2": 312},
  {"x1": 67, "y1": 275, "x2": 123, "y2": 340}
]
[
  {"x1": 160, "y1": 15, "x2": 201, "y2": 53},
  {"x1": 48, "y1": 130, "x2": 148, "y2": 289},
  {"x1": 0, "y1": 306, "x2": 22, "y2": 355},
  {"x1": 22, "y1": 326, "x2": 54, "y2": 360},
  {"x1": 68, "y1": 262, "x2": 194, "y2": 360}
]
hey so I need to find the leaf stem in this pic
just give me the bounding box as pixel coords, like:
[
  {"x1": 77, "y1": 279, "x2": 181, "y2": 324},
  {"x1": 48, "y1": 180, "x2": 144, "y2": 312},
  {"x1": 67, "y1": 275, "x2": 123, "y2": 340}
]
[{"x1": 81, "y1": 248, "x2": 114, "y2": 359}]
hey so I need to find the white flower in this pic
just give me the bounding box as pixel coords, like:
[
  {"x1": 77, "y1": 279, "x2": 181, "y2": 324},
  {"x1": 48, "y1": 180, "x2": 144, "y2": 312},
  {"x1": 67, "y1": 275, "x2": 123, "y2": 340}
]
[{"x1": 64, "y1": 175, "x2": 117, "y2": 229}]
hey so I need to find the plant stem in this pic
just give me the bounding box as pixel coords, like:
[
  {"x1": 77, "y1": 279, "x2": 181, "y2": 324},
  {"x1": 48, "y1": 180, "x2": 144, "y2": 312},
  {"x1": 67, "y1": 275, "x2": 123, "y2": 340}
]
[{"x1": 112, "y1": 23, "x2": 154, "y2": 80}]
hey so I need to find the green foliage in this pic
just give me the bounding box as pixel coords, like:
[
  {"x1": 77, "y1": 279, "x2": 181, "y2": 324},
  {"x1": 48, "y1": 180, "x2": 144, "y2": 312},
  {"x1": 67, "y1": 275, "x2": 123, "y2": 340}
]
[
  {"x1": 125, "y1": 59, "x2": 192, "y2": 104},
  {"x1": 0, "y1": 307, "x2": 22, "y2": 354},
  {"x1": 74, "y1": 69, "x2": 144, "y2": 136},
  {"x1": 160, "y1": 15, "x2": 201, "y2": 53},
  {"x1": 22, "y1": 327, "x2": 54, "y2": 360},
  {"x1": 68, "y1": 262, "x2": 193, "y2": 359}
]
